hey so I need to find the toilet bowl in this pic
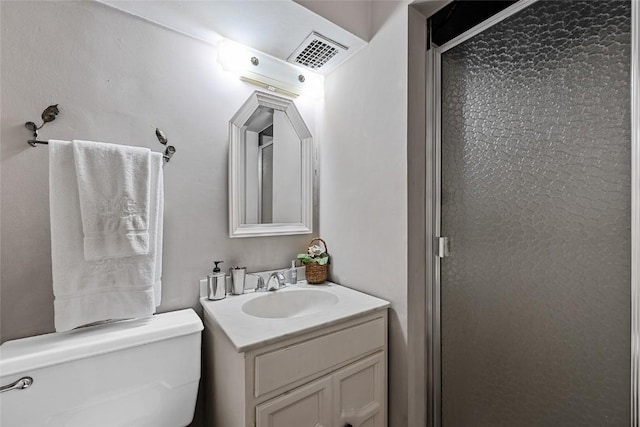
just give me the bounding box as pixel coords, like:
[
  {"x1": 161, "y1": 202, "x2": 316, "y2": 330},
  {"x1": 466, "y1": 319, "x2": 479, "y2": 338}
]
[{"x1": 0, "y1": 309, "x2": 203, "y2": 427}]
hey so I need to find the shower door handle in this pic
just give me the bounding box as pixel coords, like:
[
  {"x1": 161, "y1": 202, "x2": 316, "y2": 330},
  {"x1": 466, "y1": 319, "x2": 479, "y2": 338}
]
[
  {"x1": 437, "y1": 236, "x2": 450, "y2": 258},
  {"x1": 0, "y1": 376, "x2": 33, "y2": 393}
]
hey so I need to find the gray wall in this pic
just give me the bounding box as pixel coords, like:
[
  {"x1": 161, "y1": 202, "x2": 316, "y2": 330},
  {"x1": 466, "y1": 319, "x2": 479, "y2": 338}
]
[
  {"x1": 0, "y1": 1, "x2": 318, "y2": 342},
  {"x1": 320, "y1": 2, "x2": 409, "y2": 425}
]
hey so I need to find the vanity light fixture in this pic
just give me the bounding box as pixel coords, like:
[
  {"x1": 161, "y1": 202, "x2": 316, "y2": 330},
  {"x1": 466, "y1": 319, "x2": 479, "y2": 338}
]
[{"x1": 218, "y1": 39, "x2": 323, "y2": 98}]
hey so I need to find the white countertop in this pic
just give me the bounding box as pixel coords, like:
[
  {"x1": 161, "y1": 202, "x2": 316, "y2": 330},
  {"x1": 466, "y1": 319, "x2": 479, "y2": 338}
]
[{"x1": 200, "y1": 281, "x2": 390, "y2": 353}]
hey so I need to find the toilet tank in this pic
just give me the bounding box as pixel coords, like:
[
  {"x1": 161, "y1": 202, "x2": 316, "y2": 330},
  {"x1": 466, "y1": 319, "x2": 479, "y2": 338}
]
[{"x1": 0, "y1": 309, "x2": 203, "y2": 427}]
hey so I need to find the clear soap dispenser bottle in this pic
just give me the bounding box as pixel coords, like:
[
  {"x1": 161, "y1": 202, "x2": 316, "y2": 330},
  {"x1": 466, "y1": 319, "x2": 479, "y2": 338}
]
[{"x1": 207, "y1": 261, "x2": 226, "y2": 300}]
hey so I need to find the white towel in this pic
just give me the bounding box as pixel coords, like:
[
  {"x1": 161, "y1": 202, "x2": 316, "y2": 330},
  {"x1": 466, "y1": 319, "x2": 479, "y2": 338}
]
[
  {"x1": 151, "y1": 153, "x2": 163, "y2": 306},
  {"x1": 50, "y1": 140, "x2": 163, "y2": 331},
  {"x1": 73, "y1": 140, "x2": 151, "y2": 261}
]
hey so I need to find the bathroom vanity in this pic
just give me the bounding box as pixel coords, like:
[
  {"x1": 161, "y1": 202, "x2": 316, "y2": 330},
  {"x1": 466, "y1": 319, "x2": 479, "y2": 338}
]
[{"x1": 200, "y1": 282, "x2": 389, "y2": 427}]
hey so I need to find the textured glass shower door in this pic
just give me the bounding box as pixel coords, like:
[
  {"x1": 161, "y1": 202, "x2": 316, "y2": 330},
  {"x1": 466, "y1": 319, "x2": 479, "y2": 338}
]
[{"x1": 439, "y1": 1, "x2": 631, "y2": 426}]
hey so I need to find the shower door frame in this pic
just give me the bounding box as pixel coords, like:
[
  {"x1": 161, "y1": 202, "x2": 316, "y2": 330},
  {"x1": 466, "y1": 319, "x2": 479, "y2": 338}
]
[{"x1": 424, "y1": 1, "x2": 640, "y2": 425}]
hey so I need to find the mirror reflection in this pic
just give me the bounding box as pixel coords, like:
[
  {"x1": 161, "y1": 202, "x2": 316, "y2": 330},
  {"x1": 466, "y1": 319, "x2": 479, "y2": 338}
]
[
  {"x1": 229, "y1": 91, "x2": 313, "y2": 238},
  {"x1": 243, "y1": 106, "x2": 301, "y2": 224}
]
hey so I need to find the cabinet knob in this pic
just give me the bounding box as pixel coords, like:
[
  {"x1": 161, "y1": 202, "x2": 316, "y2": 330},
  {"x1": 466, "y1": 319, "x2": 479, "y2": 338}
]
[{"x1": 345, "y1": 424, "x2": 353, "y2": 427}]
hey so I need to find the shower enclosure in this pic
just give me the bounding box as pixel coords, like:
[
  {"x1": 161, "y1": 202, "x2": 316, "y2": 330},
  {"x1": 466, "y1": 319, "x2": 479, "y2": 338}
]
[{"x1": 426, "y1": 1, "x2": 639, "y2": 425}]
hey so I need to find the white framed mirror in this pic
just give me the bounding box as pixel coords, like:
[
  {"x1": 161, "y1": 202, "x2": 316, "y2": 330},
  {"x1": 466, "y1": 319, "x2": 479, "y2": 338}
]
[{"x1": 229, "y1": 91, "x2": 313, "y2": 238}]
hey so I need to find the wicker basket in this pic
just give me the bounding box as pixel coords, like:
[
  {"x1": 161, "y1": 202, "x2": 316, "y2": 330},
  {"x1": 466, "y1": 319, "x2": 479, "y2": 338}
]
[{"x1": 305, "y1": 238, "x2": 329, "y2": 284}]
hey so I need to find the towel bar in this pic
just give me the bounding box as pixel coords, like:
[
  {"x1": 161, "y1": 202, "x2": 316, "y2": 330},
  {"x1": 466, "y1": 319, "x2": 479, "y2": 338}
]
[{"x1": 25, "y1": 105, "x2": 176, "y2": 162}]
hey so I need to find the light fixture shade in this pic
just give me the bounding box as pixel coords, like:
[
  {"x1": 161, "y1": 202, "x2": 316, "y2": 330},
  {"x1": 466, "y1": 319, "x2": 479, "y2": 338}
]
[{"x1": 218, "y1": 39, "x2": 323, "y2": 98}]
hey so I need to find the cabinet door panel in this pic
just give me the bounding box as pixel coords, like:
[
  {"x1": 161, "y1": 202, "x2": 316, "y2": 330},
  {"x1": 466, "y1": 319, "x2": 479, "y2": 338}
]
[
  {"x1": 333, "y1": 352, "x2": 385, "y2": 427},
  {"x1": 256, "y1": 376, "x2": 332, "y2": 427}
]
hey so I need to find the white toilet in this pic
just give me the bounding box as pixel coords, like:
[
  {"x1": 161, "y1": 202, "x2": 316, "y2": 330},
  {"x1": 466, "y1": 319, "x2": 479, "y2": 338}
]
[{"x1": 0, "y1": 309, "x2": 203, "y2": 427}]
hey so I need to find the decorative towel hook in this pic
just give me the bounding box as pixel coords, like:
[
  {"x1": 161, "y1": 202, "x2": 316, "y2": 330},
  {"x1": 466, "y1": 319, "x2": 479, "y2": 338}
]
[
  {"x1": 155, "y1": 128, "x2": 176, "y2": 162},
  {"x1": 25, "y1": 104, "x2": 59, "y2": 147}
]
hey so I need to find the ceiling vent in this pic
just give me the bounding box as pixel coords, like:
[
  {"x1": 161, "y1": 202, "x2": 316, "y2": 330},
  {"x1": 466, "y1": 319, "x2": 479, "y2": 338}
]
[{"x1": 288, "y1": 32, "x2": 348, "y2": 71}]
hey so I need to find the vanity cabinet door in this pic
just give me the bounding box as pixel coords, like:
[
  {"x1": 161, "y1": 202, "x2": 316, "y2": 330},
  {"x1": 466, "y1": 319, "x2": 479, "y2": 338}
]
[
  {"x1": 256, "y1": 376, "x2": 332, "y2": 427},
  {"x1": 333, "y1": 352, "x2": 386, "y2": 427}
]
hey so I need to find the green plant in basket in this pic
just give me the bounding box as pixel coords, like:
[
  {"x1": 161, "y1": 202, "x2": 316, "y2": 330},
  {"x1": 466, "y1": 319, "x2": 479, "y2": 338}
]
[{"x1": 297, "y1": 243, "x2": 330, "y2": 265}]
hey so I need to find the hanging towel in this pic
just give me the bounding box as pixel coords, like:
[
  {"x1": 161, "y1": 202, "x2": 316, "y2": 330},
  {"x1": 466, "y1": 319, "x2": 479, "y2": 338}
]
[
  {"x1": 150, "y1": 152, "x2": 164, "y2": 306},
  {"x1": 49, "y1": 140, "x2": 164, "y2": 332},
  {"x1": 73, "y1": 140, "x2": 151, "y2": 261}
]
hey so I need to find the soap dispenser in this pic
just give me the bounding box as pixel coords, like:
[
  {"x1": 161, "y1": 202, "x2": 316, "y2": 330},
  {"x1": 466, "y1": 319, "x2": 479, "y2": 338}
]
[{"x1": 207, "y1": 261, "x2": 226, "y2": 301}]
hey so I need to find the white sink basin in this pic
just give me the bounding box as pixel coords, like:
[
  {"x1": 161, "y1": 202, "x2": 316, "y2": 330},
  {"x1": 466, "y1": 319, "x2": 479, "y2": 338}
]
[
  {"x1": 241, "y1": 289, "x2": 339, "y2": 319},
  {"x1": 200, "y1": 282, "x2": 390, "y2": 352}
]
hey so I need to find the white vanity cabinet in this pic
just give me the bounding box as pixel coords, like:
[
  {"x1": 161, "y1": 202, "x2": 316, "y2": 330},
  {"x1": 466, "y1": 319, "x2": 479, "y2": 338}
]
[{"x1": 203, "y1": 309, "x2": 388, "y2": 427}]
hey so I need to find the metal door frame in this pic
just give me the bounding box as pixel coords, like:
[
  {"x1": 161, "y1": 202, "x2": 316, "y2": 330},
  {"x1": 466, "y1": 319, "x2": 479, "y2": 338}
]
[{"x1": 425, "y1": 1, "x2": 640, "y2": 425}]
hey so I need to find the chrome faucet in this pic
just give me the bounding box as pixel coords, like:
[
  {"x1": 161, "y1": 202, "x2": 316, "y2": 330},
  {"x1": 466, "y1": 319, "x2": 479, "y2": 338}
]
[
  {"x1": 266, "y1": 272, "x2": 286, "y2": 291},
  {"x1": 253, "y1": 271, "x2": 287, "y2": 292}
]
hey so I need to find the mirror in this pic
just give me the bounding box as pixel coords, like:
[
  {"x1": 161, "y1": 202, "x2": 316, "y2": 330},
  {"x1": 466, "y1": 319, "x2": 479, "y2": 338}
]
[{"x1": 229, "y1": 91, "x2": 313, "y2": 238}]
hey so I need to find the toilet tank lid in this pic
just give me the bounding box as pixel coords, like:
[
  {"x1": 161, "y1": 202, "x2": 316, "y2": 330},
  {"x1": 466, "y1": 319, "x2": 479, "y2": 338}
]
[{"x1": 0, "y1": 309, "x2": 203, "y2": 377}]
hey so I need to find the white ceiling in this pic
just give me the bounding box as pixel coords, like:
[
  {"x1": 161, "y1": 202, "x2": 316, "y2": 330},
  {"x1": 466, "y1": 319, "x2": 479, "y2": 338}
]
[{"x1": 97, "y1": 0, "x2": 368, "y2": 75}]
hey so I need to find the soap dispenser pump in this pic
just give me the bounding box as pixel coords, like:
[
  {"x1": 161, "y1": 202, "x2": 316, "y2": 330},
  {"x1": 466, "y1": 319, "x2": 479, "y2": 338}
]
[{"x1": 207, "y1": 260, "x2": 226, "y2": 301}]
